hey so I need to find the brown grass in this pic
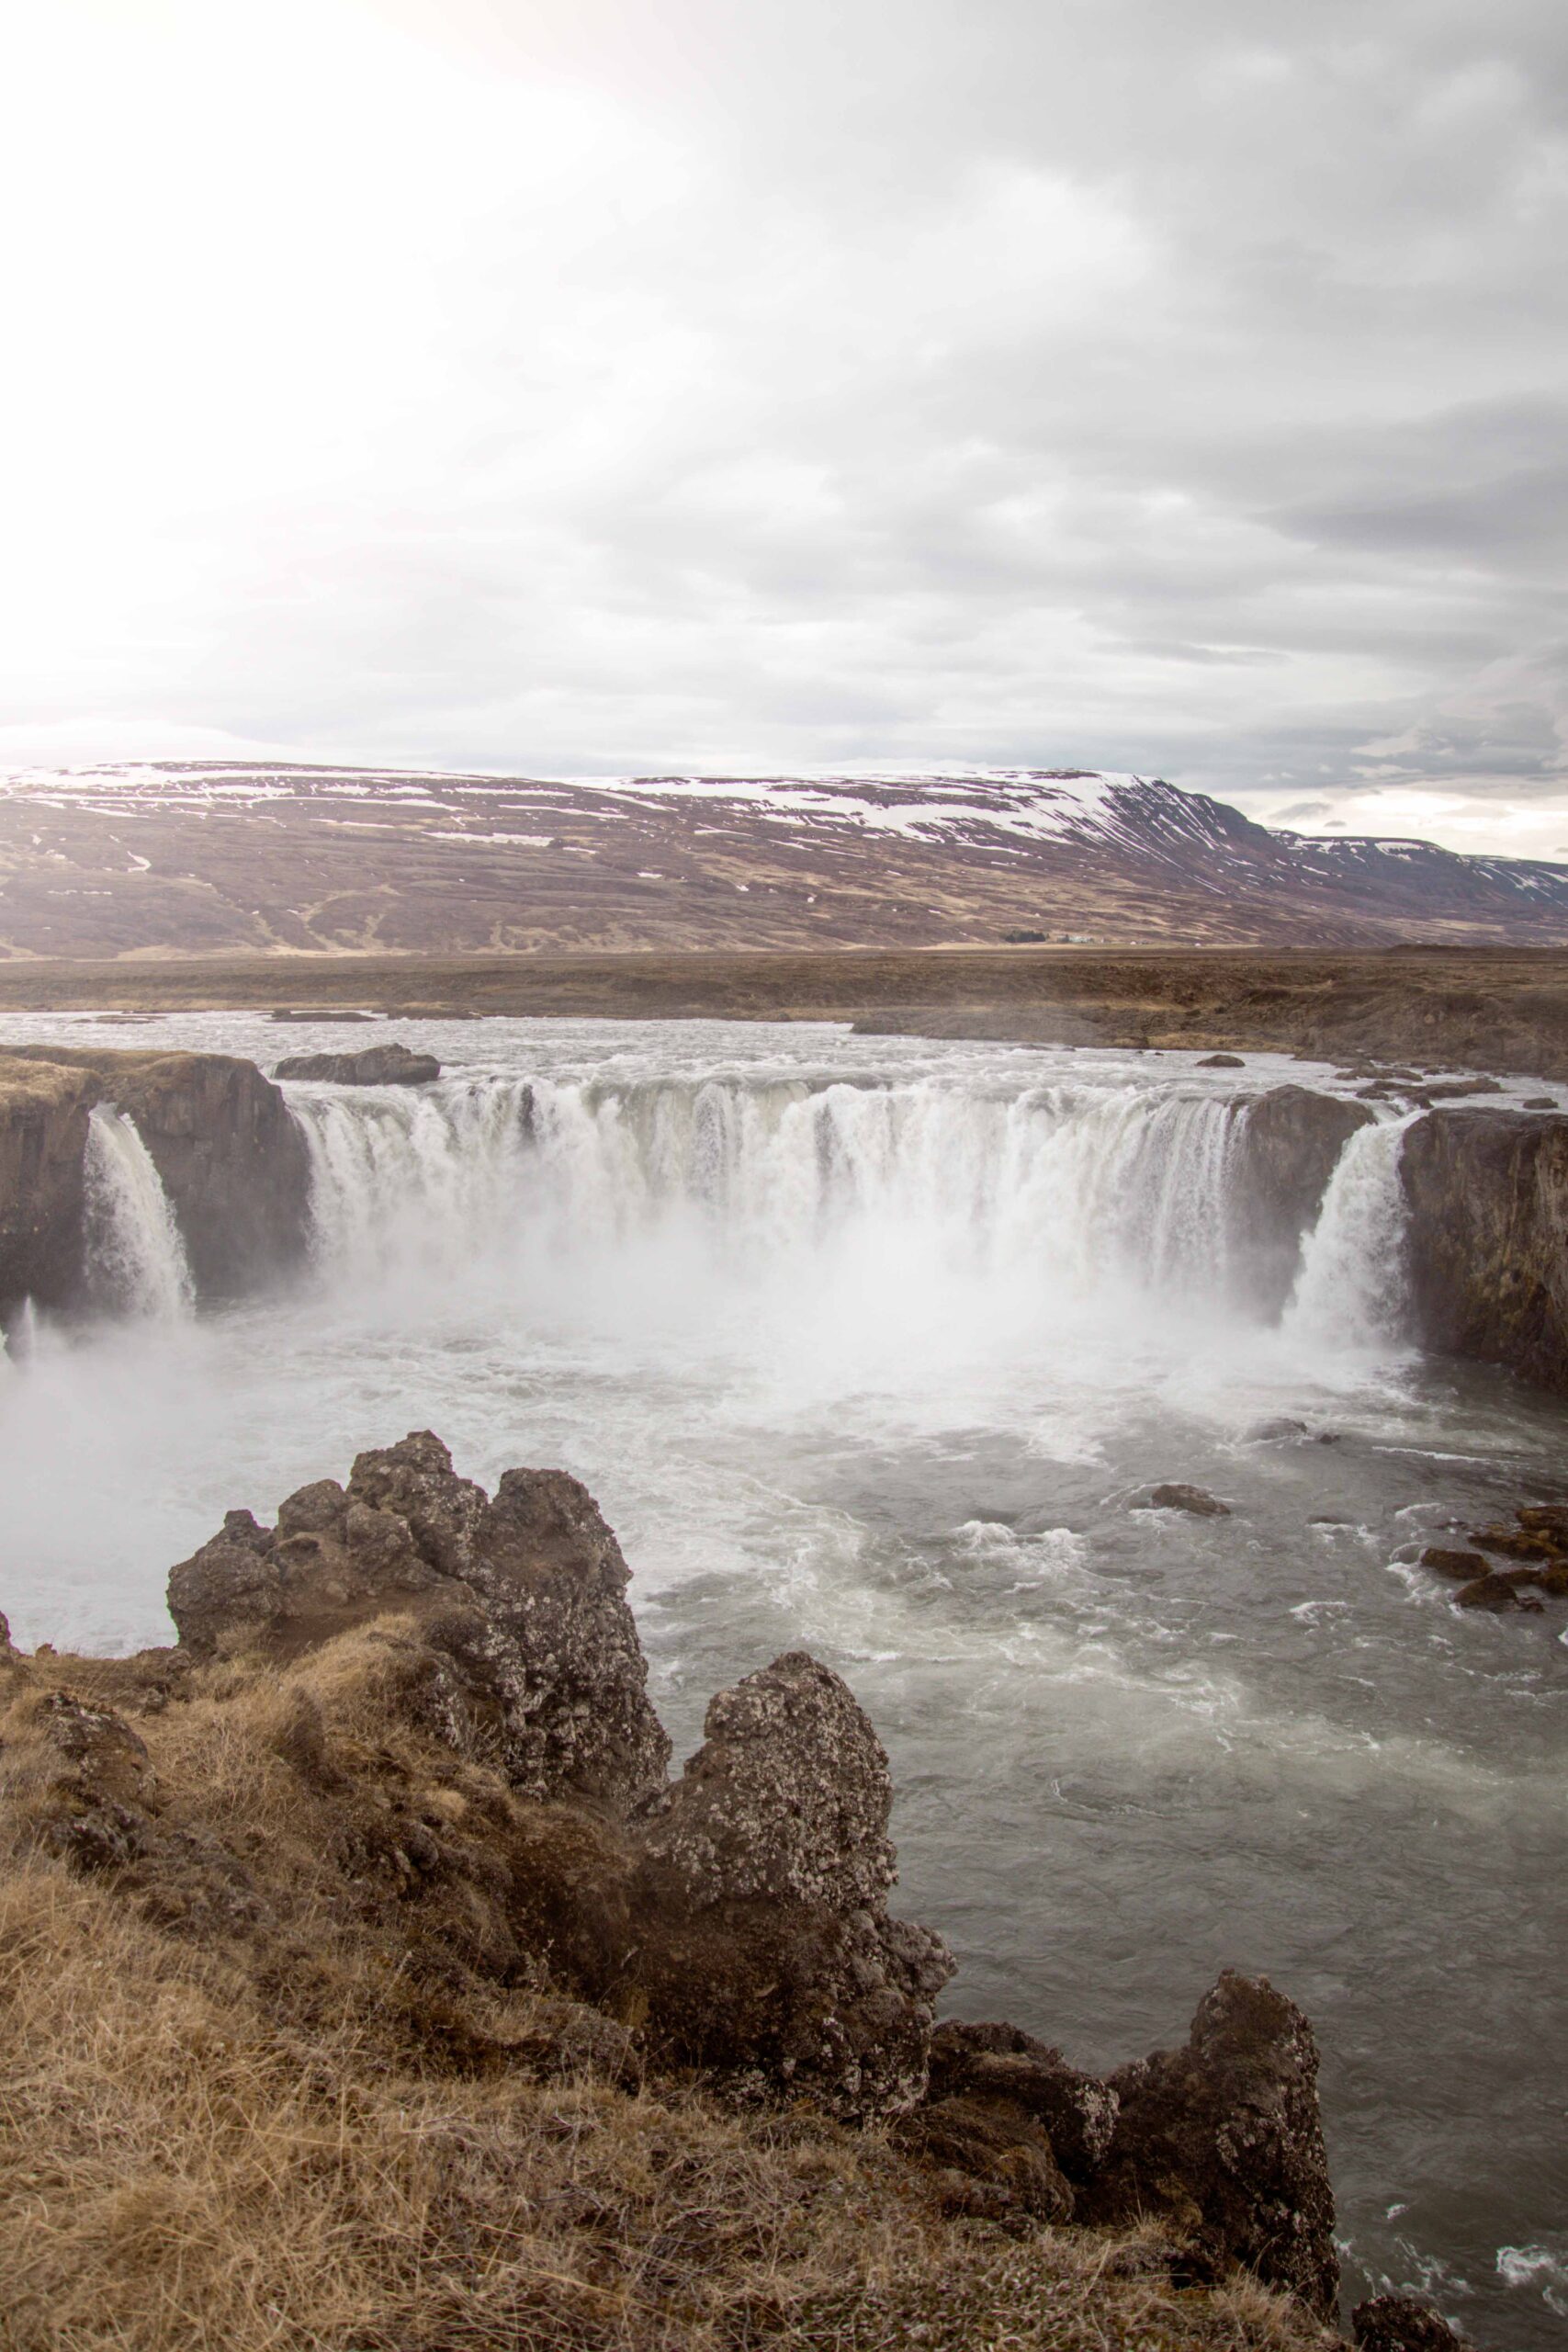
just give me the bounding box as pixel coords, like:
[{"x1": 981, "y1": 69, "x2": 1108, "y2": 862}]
[{"x1": 0, "y1": 1640, "x2": 1337, "y2": 2352}]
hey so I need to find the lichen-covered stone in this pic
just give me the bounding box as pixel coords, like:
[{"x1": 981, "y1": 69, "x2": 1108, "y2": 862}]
[
  {"x1": 171, "y1": 1433, "x2": 670, "y2": 1813},
  {"x1": 925, "y1": 2019, "x2": 1119, "y2": 2183},
  {"x1": 1077, "y1": 1969, "x2": 1338, "y2": 2319},
  {"x1": 637, "y1": 1652, "x2": 953, "y2": 2117},
  {"x1": 1352, "y1": 2295, "x2": 1472, "y2": 2352}
]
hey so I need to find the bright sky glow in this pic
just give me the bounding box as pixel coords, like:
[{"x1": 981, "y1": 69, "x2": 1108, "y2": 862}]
[{"x1": 1, "y1": 0, "x2": 1565, "y2": 855}]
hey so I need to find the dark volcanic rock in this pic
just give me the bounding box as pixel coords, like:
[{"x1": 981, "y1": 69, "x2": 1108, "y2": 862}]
[
  {"x1": 1228, "y1": 1085, "x2": 1375, "y2": 1314},
  {"x1": 1452, "y1": 1570, "x2": 1542, "y2": 1612},
  {"x1": 0, "y1": 1054, "x2": 98, "y2": 1318},
  {"x1": 1418, "y1": 1546, "x2": 1489, "y2": 1579},
  {"x1": 171, "y1": 1432, "x2": 671, "y2": 1812},
  {"x1": 1146, "y1": 1483, "x2": 1231, "y2": 1516},
  {"x1": 1078, "y1": 1969, "x2": 1339, "y2": 2319},
  {"x1": 902, "y1": 2090, "x2": 1076, "y2": 2222},
  {"x1": 1401, "y1": 1109, "x2": 1568, "y2": 1390},
  {"x1": 637, "y1": 1651, "x2": 954, "y2": 2116},
  {"x1": 275, "y1": 1041, "x2": 440, "y2": 1085},
  {"x1": 170, "y1": 1459, "x2": 950, "y2": 2117},
  {"x1": 1352, "y1": 2294, "x2": 1472, "y2": 2351},
  {"x1": 2, "y1": 1046, "x2": 310, "y2": 1297},
  {"x1": 925, "y1": 2018, "x2": 1119, "y2": 2183}
]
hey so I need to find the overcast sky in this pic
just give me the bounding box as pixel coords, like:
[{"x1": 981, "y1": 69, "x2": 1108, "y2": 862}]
[{"x1": 2, "y1": 0, "x2": 1565, "y2": 854}]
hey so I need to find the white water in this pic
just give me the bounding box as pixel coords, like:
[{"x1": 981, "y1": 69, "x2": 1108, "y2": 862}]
[
  {"x1": 82, "y1": 1104, "x2": 193, "y2": 1319},
  {"x1": 1285, "y1": 1114, "x2": 1417, "y2": 1350},
  {"x1": 288, "y1": 1072, "x2": 1267, "y2": 1321},
  {"x1": 1, "y1": 1014, "x2": 1564, "y2": 2352}
]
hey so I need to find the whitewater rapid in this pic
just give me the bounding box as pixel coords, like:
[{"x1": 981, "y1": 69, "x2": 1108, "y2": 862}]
[{"x1": 0, "y1": 1013, "x2": 1564, "y2": 2352}]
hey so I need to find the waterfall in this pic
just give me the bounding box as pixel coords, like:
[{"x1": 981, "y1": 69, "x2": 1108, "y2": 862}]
[
  {"x1": 286, "y1": 1070, "x2": 1257, "y2": 1307},
  {"x1": 1283, "y1": 1114, "x2": 1416, "y2": 1349},
  {"x1": 83, "y1": 1105, "x2": 194, "y2": 1319}
]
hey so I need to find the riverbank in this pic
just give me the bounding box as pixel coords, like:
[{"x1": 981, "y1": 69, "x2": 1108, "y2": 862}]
[{"x1": 1, "y1": 945, "x2": 1567, "y2": 1080}]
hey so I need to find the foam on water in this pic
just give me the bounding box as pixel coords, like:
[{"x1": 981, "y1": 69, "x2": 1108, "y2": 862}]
[{"x1": 0, "y1": 1015, "x2": 1563, "y2": 2349}]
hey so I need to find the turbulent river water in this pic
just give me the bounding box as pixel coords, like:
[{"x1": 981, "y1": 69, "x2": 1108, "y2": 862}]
[{"x1": 2, "y1": 1012, "x2": 1565, "y2": 2348}]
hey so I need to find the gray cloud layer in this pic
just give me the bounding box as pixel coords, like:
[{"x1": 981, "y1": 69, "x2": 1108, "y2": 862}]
[{"x1": 2, "y1": 0, "x2": 1565, "y2": 850}]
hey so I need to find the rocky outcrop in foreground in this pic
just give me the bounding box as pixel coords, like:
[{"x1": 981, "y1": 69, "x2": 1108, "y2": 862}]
[
  {"x1": 0, "y1": 1045, "x2": 310, "y2": 1314},
  {"x1": 1400, "y1": 1109, "x2": 1568, "y2": 1391},
  {"x1": 0, "y1": 1433, "x2": 1359, "y2": 2334}
]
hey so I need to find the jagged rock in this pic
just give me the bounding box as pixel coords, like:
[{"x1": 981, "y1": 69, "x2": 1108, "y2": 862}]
[
  {"x1": 2, "y1": 1046, "x2": 310, "y2": 1297},
  {"x1": 1227, "y1": 1085, "x2": 1375, "y2": 1315},
  {"x1": 1146, "y1": 1484, "x2": 1231, "y2": 1517},
  {"x1": 170, "y1": 1433, "x2": 671, "y2": 1812},
  {"x1": 1352, "y1": 2294, "x2": 1472, "y2": 2351},
  {"x1": 1418, "y1": 1547, "x2": 1488, "y2": 1579},
  {"x1": 1409, "y1": 1077, "x2": 1503, "y2": 1103},
  {"x1": 275, "y1": 1042, "x2": 441, "y2": 1085},
  {"x1": 637, "y1": 1651, "x2": 954, "y2": 2116},
  {"x1": 1077, "y1": 1970, "x2": 1338, "y2": 2319},
  {"x1": 1452, "y1": 1571, "x2": 1543, "y2": 1613},
  {"x1": 2, "y1": 1685, "x2": 162, "y2": 1872},
  {"x1": 925, "y1": 2019, "x2": 1118, "y2": 2182},
  {"x1": 1401, "y1": 1110, "x2": 1568, "y2": 1390},
  {"x1": 902, "y1": 2092, "x2": 1075, "y2": 2222}
]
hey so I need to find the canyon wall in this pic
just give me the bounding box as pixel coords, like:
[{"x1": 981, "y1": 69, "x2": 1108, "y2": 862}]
[
  {"x1": 0, "y1": 1056, "x2": 99, "y2": 1312},
  {"x1": 1400, "y1": 1110, "x2": 1568, "y2": 1393},
  {"x1": 0, "y1": 1047, "x2": 310, "y2": 1316}
]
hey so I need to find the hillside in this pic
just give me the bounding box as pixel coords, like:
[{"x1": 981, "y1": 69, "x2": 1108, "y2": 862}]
[{"x1": 2, "y1": 763, "x2": 1565, "y2": 956}]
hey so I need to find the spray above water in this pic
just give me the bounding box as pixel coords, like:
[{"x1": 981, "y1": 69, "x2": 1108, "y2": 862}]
[
  {"x1": 83, "y1": 1105, "x2": 194, "y2": 1320},
  {"x1": 288, "y1": 1072, "x2": 1286, "y2": 1320}
]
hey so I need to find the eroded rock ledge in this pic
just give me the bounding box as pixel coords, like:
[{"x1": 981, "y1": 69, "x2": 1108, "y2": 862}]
[
  {"x1": 0, "y1": 1045, "x2": 310, "y2": 1315},
  {"x1": 0, "y1": 1430, "x2": 1406, "y2": 2336}
]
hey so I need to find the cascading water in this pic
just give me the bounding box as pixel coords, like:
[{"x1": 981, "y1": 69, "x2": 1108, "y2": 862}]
[
  {"x1": 1284, "y1": 1114, "x2": 1416, "y2": 1349},
  {"x1": 288, "y1": 1072, "x2": 1271, "y2": 1317},
  {"x1": 2, "y1": 1013, "x2": 1562, "y2": 2352},
  {"x1": 83, "y1": 1104, "x2": 194, "y2": 1319}
]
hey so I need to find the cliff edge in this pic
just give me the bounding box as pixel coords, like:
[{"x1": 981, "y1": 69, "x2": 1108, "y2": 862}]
[{"x1": 0, "y1": 1434, "x2": 1469, "y2": 2352}]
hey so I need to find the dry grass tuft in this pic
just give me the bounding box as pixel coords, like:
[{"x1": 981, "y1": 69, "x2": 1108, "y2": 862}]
[{"x1": 0, "y1": 1640, "x2": 1337, "y2": 2352}]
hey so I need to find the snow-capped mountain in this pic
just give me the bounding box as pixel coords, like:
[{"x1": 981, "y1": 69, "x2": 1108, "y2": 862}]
[{"x1": 0, "y1": 762, "x2": 1563, "y2": 956}]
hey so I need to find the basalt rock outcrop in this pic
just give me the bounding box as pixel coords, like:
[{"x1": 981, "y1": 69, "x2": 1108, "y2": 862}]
[
  {"x1": 1352, "y1": 2295, "x2": 1472, "y2": 2351},
  {"x1": 1399, "y1": 1107, "x2": 1568, "y2": 1390},
  {"x1": 170, "y1": 1431, "x2": 671, "y2": 1814},
  {"x1": 167, "y1": 1434, "x2": 945, "y2": 2118},
  {"x1": 275, "y1": 1041, "x2": 440, "y2": 1085},
  {"x1": 6, "y1": 1431, "x2": 1347, "y2": 2321},
  {"x1": 0, "y1": 1053, "x2": 98, "y2": 1317},
  {"x1": 1228, "y1": 1084, "x2": 1374, "y2": 1314},
  {"x1": 1076, "y1": 1970, "x2": 1339, "y2": 2320},
  {"x1": 0, "y1": 1046, "x2": 310, "y2": 1299},
  {"x1": 634, "y1": 1651, "x2": 954, "y2": 2114}
]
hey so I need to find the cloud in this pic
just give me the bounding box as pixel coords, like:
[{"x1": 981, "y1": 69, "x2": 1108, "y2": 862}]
[{"x1": 0, "y1": 0, "x2": 1565, "y2": 854}]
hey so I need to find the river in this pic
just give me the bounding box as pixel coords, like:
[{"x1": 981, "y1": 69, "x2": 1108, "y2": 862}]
[{"x1": 1, "y1": 1012, "x2": 1564, "y2": 2347}]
